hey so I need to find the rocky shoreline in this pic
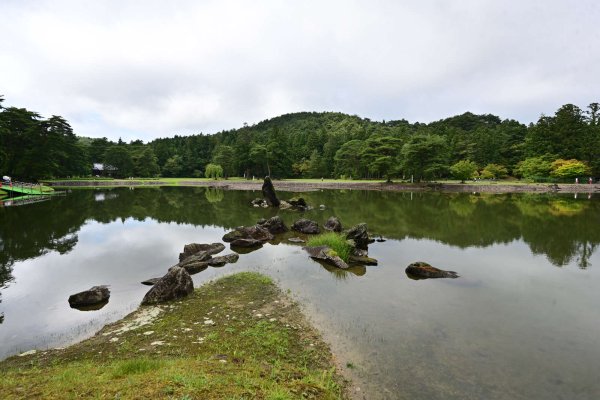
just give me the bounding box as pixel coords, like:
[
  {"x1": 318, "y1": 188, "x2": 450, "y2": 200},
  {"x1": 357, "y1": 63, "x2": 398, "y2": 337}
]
[{"x1": 47, "y1": 179, "x2": 600, "y2": 193}]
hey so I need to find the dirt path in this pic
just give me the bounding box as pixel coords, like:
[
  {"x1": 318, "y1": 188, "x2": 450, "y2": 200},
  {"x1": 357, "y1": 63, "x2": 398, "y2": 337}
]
[{"x1": 48, "y1": 179, "x2": 600, "y2": 193}]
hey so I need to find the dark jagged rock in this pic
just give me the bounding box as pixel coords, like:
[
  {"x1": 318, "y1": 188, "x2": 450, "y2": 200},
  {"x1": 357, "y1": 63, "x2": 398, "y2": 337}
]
[
  {"x1": 231, "y1": 238, "x2": 264, "y2": 248},
  {"x1": 292, "y1": 218, "x2": 320, "y2": 234},
  {"x1": 179, "y1": 243, "x2": 225, "y2": 262},
  {"x1": 303, "y1": 245, "x2": 349, "y2": 269},
  {"x1": 258, "y1": 215, "x2": 289, "y2": 234},
  {"x1": 180, "y1": 260, "x2": 210, "y2": 274},
  {"x1": 262, "y1": 176, "x2": 280, "y2": 207},
  {"x1": 142, "y1": 266, "x2": 194, "y2": 305},
  {"x1": 208, "y1": 253, "x2": 240, "y2": 266},
  {"x1": 324, "y1": 216, "x2": 342, "y2": 232},
  {"x1": 141, "y1": 278, "x2": 161, "y2": 286},
  {"x1": 349, "y1": 255, "x2": 378, "y2": 265},
  {"x1": 288, "y1": 197, "x2": 307, "y2": 209},
  {"x1": 222, "y1": 225, "x2": 274, "y2": 243},
  {"x1": 68, "y1": 286, "x2": 110, "y2": 309},
  {"x1": 405, "y1": 261, "x2": 459, "y2": 279},
  {"x1": 346, "y1": 223, "x2": 374, "y2": 250}
]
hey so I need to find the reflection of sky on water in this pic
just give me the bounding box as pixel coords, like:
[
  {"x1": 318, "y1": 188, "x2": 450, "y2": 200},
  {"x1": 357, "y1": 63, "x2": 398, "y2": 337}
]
[{"x1": 1, "y1": 194, "x2": 600, "y2": 399}]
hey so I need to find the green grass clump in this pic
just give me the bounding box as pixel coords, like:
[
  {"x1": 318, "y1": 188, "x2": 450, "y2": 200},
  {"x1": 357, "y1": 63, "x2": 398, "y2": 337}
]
[{"x1": 307, "y1": 232, "x2": 353, "y2": 263}]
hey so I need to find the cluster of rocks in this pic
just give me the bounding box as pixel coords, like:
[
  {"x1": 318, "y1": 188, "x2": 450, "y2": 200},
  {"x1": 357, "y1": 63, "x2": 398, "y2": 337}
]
[
  {"x1": 68, "y1": 178, "x2": 459, "y2": 311},
  {"x1": 301, "y1": 220, "x2": 378, "y2": 270},
  {"x1": 251, "y1": 177, "x2": 312, "y2": 211},
  {"x1": 140, "y1": 242, "x2": 240, "y2": 305},
  {"x1": 69, "y1": 241, "x2": 241, "y2": 309}
]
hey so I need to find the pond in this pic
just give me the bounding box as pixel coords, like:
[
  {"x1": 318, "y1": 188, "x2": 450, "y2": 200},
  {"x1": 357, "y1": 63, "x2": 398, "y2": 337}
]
[{"x1": 1, "y1": 187, "x2": 600, "y2": 399}]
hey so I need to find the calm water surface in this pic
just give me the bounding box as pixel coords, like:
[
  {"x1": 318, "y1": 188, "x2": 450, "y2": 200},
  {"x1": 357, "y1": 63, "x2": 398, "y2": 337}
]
[{"x1": 1, "y1": 187, "x2": 600, "y2": 399}]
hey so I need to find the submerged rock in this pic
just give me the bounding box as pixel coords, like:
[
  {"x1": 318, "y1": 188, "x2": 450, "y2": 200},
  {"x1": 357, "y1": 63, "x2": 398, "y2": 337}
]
[
  {"x1": 288, "y1": 197, "x2": 307, "y2": 209},
  {"x1": 141, "y1": 278, "x2": 161, "y2": 286},
  {"x1": 222, "y1": 225, "x2": 274, "y2": 243},
  {"x1": 230, "y1": 238, "x2": 265, "y2": 248},
  {"x1": 179, "y1": 243, "x2": 225, "y2": 262},
  {"x1": 208, "y1": 253, "x2": 240, "y2": 266},
  {"x1": 142, "y1": 266, "x2": 194, "y2": 305},
  {"x1": 262, "y1": 176, "x2": 280, "y2": 207},
  {"x1": 68, "y1": 286, "x2": 110, "y2": 310},
  {"x1": 349, "y1": 254, "x2": 378, "y2": 266},
  {"x1": 324, "y1": 216, "x2": 342, "y2": 232},
  {"x1": 258, "y1": 215, "x2": 289, "y2": 234},
  {"x1": 292, "y1": 218, "x2": 320, "y2": 234},
  {"x1": 405, "y1": 261, "x2": 459, "y2": 279},
  {"x1": 303, "y1": 245, "x2": 349, "y2": 269}
]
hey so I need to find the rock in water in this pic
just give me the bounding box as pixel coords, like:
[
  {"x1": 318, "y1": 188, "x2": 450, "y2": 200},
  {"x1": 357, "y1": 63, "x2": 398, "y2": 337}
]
[
  {"x1": 222, "y1": 225, "x2": 274, "y2": 243},
  {"x1": 208, "y1": 253, "x2": 240, "y2": 266},
  {"x1": 141, "y1": 278, "x2": 161, "y2": 286},
  {"x1": 349, "y1": 255, "x2": 378, "y2": 265},
  {"x1": 346, "y1": 223, "x2": 373, "y2": 249},
  {"x1": 292, "y1": 218, "x2": 321, "y2": 234},
  {"x1": 288, "y1": 197, "x2": 307, "y2": 209},
  {"x1": 405, "y1": 261, "x2": 459, "y2": 279},
  {"x1": 230, "y1": 238, "x2": 264, "y2": 248},
  {"x1": 262, "y1": 176, "x2": 280, "y2": 207},
  {"x1": 258, "y1": 216, "x2": 289, "y2": 234},
  {"x1": 68, "y1": 286, "x2": 110, "y2": 309},
  {"x1": 141, "y1": 266, "x2": 194, "y2": 305},
  {"x1": 324, "y1": 216, "x2": 342, "y2": 232},
  {"x1": 303, "y1": 245, "x2": 349, "y2": 269},
  {"x1": 179, "y1": 243, "x2": 225, "y2": 262}
]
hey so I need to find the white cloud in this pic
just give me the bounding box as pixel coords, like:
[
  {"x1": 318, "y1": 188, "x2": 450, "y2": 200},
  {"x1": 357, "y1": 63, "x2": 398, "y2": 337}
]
[{"x1": 1, "y1": 0, "x2": 598, "y2": 141}]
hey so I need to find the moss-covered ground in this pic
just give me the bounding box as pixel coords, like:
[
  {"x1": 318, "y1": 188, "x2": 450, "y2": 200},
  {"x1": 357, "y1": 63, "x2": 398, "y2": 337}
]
[{"x1": 0, "y1": 272, "x2": 347, "y2": 399}]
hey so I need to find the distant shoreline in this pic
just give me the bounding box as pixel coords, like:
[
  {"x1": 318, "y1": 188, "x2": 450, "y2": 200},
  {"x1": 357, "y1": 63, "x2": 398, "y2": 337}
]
[{"x1": 45, "y1": 179, "x2": 600, "y2": 194}]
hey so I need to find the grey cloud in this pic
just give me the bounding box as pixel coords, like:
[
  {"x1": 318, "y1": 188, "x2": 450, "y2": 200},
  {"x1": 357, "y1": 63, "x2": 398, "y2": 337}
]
[{"x1": 0, "y1": 0, "x2": 598, "y2": 141}]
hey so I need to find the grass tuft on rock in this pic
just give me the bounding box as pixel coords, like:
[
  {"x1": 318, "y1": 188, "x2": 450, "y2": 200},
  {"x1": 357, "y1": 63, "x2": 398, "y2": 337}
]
[{"x1": 307, "y1": 232, "x2": 353, "y2": 263}]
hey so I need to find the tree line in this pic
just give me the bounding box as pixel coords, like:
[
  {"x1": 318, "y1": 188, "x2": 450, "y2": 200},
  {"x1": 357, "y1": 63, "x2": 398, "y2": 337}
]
[{"x1": 1, "y1": 94, "x2": 599, "y2": 181}]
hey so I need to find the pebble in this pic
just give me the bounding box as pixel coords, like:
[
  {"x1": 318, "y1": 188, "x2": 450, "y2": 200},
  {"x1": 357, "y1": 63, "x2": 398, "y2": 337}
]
[
  {"x1": 204, "y1": 319, "x2": 215, "y2": 326},
  {"x1": 109, "y1": 337, "x2": 119, "y2": 343},
  {"x1": 19, "y1": 350, "x2": 36, "y2": 357},
  {"x1": 255, "y1": 313, "x2": 263, "y2": 318},
  {"x1": 269, "y1": 318, "x2": 277, "y2": 322},
  {"x1": 143, "y1": 331, "x2": 154, "y2": 335},
  {"x1": 151, "y1": 341, "x2": 165, "y2": 346}
]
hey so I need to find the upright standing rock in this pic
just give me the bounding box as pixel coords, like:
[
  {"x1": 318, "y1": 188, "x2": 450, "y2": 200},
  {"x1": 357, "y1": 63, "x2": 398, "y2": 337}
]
[
  {"x1": 141, "y1": 266, "x2": 194, "y2": 305},
  {"x1": 262, "y1": 176, "x2": 280, "y2": 207}
]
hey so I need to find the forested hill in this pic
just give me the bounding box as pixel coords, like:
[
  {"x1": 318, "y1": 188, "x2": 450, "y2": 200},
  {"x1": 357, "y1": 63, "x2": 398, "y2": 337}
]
[{"x1": 1, "y1": 94, "x2": 599, "y2": 181}]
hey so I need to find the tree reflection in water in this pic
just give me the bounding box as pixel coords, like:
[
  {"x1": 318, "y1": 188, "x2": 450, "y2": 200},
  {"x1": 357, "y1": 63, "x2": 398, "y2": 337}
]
[{"x1": 0, "y1": 188, "x2": 598, "y2": 290}]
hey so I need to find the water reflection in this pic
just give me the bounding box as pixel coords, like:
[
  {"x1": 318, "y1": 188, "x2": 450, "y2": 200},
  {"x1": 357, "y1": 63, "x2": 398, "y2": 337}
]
[
  {"x1": 1, "y1": 189, "x2": 598, "y2": 276},
  {"x1": 1, "y1": 188, "x2": 600, "y2": 399}
]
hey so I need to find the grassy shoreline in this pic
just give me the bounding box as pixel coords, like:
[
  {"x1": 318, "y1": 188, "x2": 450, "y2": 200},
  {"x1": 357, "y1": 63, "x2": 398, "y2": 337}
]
[
  {"x1": 42, "y1": 177, "x2": 600, "y2": 193},
  {"x1": 0, "y1": 273, "x2": 348, "y2": 399}
]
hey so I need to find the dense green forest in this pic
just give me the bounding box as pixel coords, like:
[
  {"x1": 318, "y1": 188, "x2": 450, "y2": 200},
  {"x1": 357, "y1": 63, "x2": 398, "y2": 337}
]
[{"x1": 1, "y1": 95, "x2": 599, "y2": 181}]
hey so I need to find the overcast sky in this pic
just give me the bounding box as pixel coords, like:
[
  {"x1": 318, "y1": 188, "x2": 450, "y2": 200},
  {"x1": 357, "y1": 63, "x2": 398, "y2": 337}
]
[{"x1": 1, "y1": 0, "x2": 598, "y2": 142}]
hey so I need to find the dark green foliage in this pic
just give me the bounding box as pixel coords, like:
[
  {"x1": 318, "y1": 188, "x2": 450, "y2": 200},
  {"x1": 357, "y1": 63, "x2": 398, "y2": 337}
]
[
  {"x1": 401, "y1": 134, "x2": 448, "y2": 181},
  {"x1": 2, "y1": 94, "x2": 600, "y2": 180}
]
